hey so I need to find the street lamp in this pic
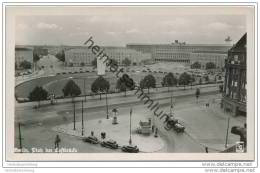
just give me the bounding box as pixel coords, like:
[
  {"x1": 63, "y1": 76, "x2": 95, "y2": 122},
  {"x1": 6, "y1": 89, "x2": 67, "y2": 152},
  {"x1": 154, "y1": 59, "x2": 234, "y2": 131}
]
[
  {"x1": 105, "y1": 90, "x2": 109, "y2": 119},
  {"x1": 81, "y1": 100, "x2": 84, "y2": 136},
  {"x1": 73, "y1": 101, "x2": 76, "y2": 130}
]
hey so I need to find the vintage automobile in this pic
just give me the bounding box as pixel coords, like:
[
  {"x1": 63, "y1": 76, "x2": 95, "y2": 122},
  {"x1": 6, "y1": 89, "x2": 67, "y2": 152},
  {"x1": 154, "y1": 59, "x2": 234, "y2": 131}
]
[
  {"x1": 173, "y1": 123, "x2": 185, "y2": 133},
  {"x1": 100, "y1": 140, "x2": 119, "y2": 149},
  {"x1": 121, "y1": 145, "x2": 139, "y2": 153},
  {"x1": 164, "y1": 116, "x2": 178, "y2": 130},
  {"x1": 82, "y1": 136, "x2": 99, "y2": 144},
  {"x1": 136, "y1": 120, "x2": 152, "y2": 135},
  {"x1": 164, "y1": 116, "x2": 185, "y2": 133}
]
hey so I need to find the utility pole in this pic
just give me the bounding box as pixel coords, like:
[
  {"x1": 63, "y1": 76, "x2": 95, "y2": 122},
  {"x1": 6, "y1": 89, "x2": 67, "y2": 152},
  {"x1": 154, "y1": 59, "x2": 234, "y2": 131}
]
[
  {"x1": 73, "y1": 101, "x2": 76, "y2": 130},
  {"x1": 81, "y1": 100, "x2": 84, "y2": 136},
  {"x1": 225, "y1": 117, "x2": 230, "y2": 148},
  {"x1": 84, "y1": 79, "x2": 86, "y2": 102},
  {"x1": 129, "y1": 108, "x2": 132, "y2": 145},
  {"x1": 106, "y1": 91, "x2": 109, "y2": 119},
  {"x1": 170, "y1": 93, "x2": 174, "y2": 117},
  {"x1": 18, "y1": 123, "x2": 23, "y2": 153}
]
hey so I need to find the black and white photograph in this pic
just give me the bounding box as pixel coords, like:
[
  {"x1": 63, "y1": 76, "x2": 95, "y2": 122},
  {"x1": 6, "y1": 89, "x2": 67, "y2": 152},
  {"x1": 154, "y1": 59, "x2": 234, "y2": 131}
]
[{"x1": 2, "y1": 2, "x2": 257, "y2": 166}]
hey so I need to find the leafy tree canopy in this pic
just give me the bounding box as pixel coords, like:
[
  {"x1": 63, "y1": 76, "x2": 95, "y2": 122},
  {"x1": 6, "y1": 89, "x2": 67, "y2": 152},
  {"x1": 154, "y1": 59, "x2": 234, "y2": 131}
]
[
  {"x1": 191, "y1": 62, "x2": 201, "y2": 69},
  {"x1": 178, "y1": 72, "x2": 192, "y2": 86},
  {"x1": 140, "y1": 74, "x2": 156, "y2": 89},
  {"x1": 206, "y1": 62, "x2": 216, "y2": 69},
  {"x1": 161, "y1": 72, "x2": 178, "y2": 87},
  {"x1": 62, "y1": 79, "x2": 81, "y2": 97},
  {"x1": 122, "y1": 58, "x2": 131, "y2": 66},
  {"x1": 19, "y1": 60, "x2": 32, "y2": 69},
  {"x1": 91, "y1": 76, "x2": 110, "y2": 94},
  {"x1": 28, "y1": 86, "x2": 48, "y2": 102},
  {"x1": 55, "y1": 50, "x2": 65, "y2": 62}
]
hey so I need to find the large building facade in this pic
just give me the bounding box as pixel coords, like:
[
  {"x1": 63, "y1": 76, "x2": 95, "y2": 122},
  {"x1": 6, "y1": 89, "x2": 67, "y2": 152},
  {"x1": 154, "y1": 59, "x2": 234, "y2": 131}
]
[
  {"x1": 221, "y1": 33, "x2": 247, "y2": 116},
  {"x1": 190, "y1": 51, "x2": 227, "y2": 69},
  {"x1": 64, "y1": 47, "x2": 151, "y2": 66},
  {"x1": 127, "y1": 42, "x2": 231, "y2": 67}
]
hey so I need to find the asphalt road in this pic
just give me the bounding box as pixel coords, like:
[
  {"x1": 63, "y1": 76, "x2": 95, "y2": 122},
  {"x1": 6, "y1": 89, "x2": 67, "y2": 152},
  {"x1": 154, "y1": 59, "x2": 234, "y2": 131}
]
[{"x1": 14, "y1": 87, "x2": 224, "y2": 153}]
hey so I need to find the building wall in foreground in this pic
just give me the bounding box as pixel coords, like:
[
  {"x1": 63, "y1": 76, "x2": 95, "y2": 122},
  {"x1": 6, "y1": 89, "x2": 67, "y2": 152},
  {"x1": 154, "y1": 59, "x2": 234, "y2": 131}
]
[{"x1": 221, "y1": 33, "x2": 247, "y2": 116}]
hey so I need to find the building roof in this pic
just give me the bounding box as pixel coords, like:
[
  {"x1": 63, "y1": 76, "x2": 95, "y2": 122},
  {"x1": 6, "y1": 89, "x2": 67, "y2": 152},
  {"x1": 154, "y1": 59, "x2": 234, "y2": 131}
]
[
  {"x1": 192, "y1": 50, "x2": 228, "y2": 54},
  {"x1": 127, "y1": 43, "x2": 231, "y2": 47},
  {"x1": 65, "y1": 46, "x2": 150, "y2": 55},
  {"x1": 229, "y1": 33, "x2": 247, "y2": 52},
  {"x1": 15, "y1": 46, "x2": 33, "y2": 51}
]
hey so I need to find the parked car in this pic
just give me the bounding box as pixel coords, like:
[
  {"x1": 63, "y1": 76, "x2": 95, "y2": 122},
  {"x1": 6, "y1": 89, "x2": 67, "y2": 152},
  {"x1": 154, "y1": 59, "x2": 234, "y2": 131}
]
[
  {"x1": 83, "y1": 136, "x2": 99, "y2": 144},
  {"x1": 100, "y1": 140, "x2": 119, "y2": 149},
  {"x1": 173, "y1": 123, "x2": 185, "y2": 133},
  {"x1": 121, "y1": 145, "x2": 139, "y2": 153}
]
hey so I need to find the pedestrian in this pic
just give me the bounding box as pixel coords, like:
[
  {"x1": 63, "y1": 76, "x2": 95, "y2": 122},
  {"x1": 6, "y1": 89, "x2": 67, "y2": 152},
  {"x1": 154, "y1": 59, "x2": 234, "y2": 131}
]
[
  {"x1": 54, "y1": 135, "x2": 61, "y2": 149},
  {"x1": 164, "y1": 115, "x2": 169, "y2": 123},
  {"x1": 91, "y1": 131, "x2": 94, "y2": 136},
  {"x1": 152, "y1": 125, "x2": 154, "y2": 133},
  {"x1": 205, "y1": 147, "x2": 208, "y2": 153},
  {"x1": 154, "y1": 128, "x2": 158, "y2": 138}
]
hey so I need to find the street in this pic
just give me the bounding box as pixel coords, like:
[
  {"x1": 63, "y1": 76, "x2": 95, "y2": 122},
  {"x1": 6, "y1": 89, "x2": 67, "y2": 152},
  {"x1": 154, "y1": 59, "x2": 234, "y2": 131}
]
[{"x1": 14, "y1": 86, "x2": 245, "y2": 153}]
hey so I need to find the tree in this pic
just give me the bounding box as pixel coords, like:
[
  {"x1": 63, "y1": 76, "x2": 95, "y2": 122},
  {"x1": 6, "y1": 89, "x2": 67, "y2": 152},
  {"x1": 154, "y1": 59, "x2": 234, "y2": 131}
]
[
  {"x1": 116, "y1": 74, "x2": 135, "y2": 97},
  {"x1": 204, "y1": 75, "x2": 209, "y2": 82},
  {"x1": 19, "y1": 60, "x2": 32, "y2": 69},
  {"x1": 28, "y1": 86, "x2": 48, "y2": 107},
  {"x1": 33, "y1": 53, "x2": 40, "y2": 62},
  {"x1": 161, "y1": 72, "x2": 178, "y2": 92},
  {"x1": 206, "y1": 62, "x2": 216, "y2": 70},
  {"x1": 178, "y1": 72, "x2": 192, "y2": 90},
  {"x1": 191, "y1": 62, "x2": 201, "y2": 69},
  {"x1": 91, "y1": 76, "x2": 110, "y2": 100},
  {"x1": 80, "y1": 62, "x2": 85, "y2": 67},
  {"x1": 122, "y1": 58, "x2": 131, "y2": 66},
  {"x1": 55, "y1": 50, "x2": 65, "y2": 62},
  {"x1": 91, "y1": 58, "x2": 97, "y2": 68},
  {"x1": 62, "y1": 80, "x2": 81, "y2": 101},
  {"x1": 195, "y1": 88, "x2": 200, "y2": 103},
  {"x1": 140, "y1": 74, "x2": 156, "y2": 94},
  {"x1": 199, "y1": 78, "x2": 203, "y2": 85},
  {"x1": 219, "y1": 84, "x2": 223, "y2": 93}
]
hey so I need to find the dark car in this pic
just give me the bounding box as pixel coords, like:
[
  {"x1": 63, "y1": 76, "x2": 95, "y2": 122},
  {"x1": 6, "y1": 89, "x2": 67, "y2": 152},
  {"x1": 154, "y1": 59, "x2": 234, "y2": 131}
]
[
  {"x1": 83, "y1": 136, "x2": 99, "y2": 144},
  {"x1": 173, "y1": 123, "x2": 185, "y2": 133},
  {"x1": 121, "y1": 145, "x2": 139, "y2": 153},
  {"x1": 100, "y1": 140, "x2": 119, "y2": 149}
]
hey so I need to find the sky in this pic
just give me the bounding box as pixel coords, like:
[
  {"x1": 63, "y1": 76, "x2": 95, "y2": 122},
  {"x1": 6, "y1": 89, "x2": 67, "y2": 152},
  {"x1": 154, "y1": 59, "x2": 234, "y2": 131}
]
[{"x1": 15, "y1": 7, "x2": 247, "y2": 46}]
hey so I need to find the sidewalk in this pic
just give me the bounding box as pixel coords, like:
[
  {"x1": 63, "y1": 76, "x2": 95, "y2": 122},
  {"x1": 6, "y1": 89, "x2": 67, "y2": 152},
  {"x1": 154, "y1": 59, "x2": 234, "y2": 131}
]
[
  {"x1": 52, "y1": 111, "x2": 165, "y2": 153},
  {"x1": 16, "y1": 84, "x2": 219, "y2": 108}
]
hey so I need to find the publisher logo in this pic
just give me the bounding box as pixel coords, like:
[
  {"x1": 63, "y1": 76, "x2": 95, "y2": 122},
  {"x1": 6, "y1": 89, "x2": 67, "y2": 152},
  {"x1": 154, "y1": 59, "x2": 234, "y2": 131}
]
[{"x1": 236, "y1": 141, "x2": 244, "y2": 153}]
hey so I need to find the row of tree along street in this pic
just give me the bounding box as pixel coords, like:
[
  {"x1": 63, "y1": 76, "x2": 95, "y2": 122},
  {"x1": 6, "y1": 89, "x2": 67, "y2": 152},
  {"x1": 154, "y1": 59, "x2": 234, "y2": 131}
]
[{"x1": 25, "y1": 71, "x2": 222, "y2": 107}]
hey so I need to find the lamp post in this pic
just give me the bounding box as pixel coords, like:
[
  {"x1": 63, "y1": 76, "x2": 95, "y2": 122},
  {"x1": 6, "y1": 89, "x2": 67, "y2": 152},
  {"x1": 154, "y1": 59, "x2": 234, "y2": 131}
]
[
  {"x1": 225, "y1": 117, "x2": 230, "y2": 148},
  {"x1": 18, "y1": 123, "x2": 23, "y2": 153},
  {"x1": 73, "y1": 101, "x2": 76, "y2": 130},
  {"x1": 129, "y1": 108, "x2": 132, "y2": 145},
  {"x1": 81, "y1": 100, "x2": 84, "y2": 136},
  {"x1": 106, "y1": 90, "x2": 109, "y2": 119}
]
